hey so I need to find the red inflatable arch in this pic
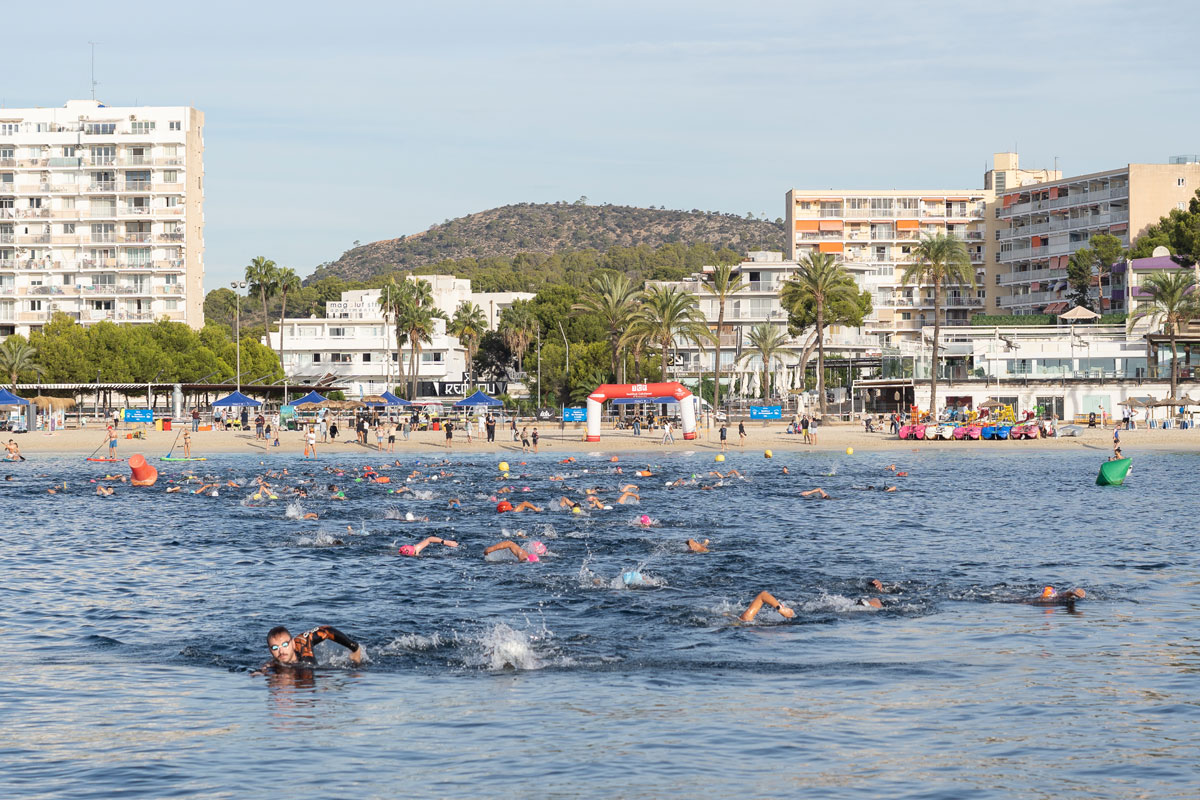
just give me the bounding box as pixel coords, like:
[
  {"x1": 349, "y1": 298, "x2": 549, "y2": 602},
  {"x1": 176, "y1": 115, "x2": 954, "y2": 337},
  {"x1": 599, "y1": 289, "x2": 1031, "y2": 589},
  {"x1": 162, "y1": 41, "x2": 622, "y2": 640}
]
[{"x1": 586, "y1": 382, "x2": 697, "y2": 442}]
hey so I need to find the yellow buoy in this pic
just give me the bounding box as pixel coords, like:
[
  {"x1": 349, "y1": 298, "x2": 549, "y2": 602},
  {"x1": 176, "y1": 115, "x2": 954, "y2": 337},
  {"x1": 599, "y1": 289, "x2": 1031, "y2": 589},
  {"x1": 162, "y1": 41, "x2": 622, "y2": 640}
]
[
  {"x1": 499, "y1": 461, "x2": 510, "y2": 472},
  {"x1": 715, "y1": 454, "x2": 725, "y2": 462},
  {"x1": 846, "y1": 447, "x2": 854, "y2": 455},
  {"x1": 764, "y1": 449, "x2": 773, "y2": 459}
]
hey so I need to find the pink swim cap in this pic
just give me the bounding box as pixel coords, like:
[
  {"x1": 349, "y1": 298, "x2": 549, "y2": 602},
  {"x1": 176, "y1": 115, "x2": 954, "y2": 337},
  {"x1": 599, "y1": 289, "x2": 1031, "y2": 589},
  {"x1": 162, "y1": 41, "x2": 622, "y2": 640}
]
[
  {"x1": 525, "y1": 552, "x2": 540, "y2": 563},
  {"x1": 529, "y1": 541, "x2": 547, "y2": 556},
  {"x1": 639, "y1": 515, "x2": 651, "y2": 526},
  {"x1": 398, "y1": 545, "x2": 416, "y2": 557}
]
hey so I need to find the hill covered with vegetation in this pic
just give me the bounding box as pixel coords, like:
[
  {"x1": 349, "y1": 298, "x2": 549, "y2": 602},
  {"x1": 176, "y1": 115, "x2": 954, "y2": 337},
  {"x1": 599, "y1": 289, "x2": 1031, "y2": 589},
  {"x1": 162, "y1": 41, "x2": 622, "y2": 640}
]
[{"x1": 307, "y1": 201, "x2": 785, "y2": 283}]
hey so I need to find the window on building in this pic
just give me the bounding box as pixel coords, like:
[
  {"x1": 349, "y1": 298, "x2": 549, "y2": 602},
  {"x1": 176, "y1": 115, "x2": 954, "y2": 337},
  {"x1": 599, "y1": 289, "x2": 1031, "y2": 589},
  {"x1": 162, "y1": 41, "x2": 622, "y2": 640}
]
[
  {"x1": 995, "y1": 172, "x2": 1007, "y2": 191},
  {"x1": 165, "y1": 196, "x2": 179, "y2": 207},
  {"x1": 169, "y1": 121, "x2": 181, "y2": 131},
  {"x1": 164, "y1": 299, "x2": 179, "y2": 311},
  {"x1": 421, "y1": 352, "x2": 444, "y2": 363},
  {"x1": 163, "y1": 170, "x2": 178, "y2": 183},
  {"x1": 331, "y1": 353, "x2": 353, "y2": 363},
  {"x1": 1178, "y1": 177, "x2": 1186, "y2": 187},
  {"x1": 63, "y1": 223, "x2": 75, "y2": 234},
  {"x1": 130, "y1": 121, "x2": 156, "y2": 135},
  {"x1": 85, "y1": 123, "x2": 116, "y2": 135},
  {"x1": 312, "y1": 353, "x2": 322, "y2": 363},
  {"x1": 29, "y1": 300, "x2": 43, "y2": 311},
  {"x1": 900, "y1": 311, "x2": 911, "y2": 320},
  {"x1": 362, "y1": 353, "x2": 372, "y2": 362},
  {"x1": 0, "y1": 124, "x2": 18, "y2": 136}
]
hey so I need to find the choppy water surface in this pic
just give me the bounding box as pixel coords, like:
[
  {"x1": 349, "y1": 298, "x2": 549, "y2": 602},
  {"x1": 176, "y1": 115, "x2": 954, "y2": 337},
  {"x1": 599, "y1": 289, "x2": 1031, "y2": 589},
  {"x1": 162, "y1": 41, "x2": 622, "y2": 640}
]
[{"x1": 1, "y1": 448, "x2": 1197, "y2": 799}]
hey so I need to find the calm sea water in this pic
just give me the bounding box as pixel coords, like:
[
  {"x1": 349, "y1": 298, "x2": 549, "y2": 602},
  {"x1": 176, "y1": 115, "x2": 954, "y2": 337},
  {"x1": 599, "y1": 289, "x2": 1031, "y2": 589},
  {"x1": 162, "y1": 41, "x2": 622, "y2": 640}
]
[{"x1": 1, "y1": 447, "x2": 1197, "y2": 799}]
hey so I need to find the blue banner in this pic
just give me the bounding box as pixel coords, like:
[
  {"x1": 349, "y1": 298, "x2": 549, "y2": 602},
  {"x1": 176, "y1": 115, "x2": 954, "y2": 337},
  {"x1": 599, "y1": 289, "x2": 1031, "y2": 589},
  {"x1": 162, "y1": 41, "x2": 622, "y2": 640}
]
[
  {"x1": 749, "y1": 405, "x2": 782, "y2": 420},
  {"x1": 123, "y1": 408, "x2": 154, "y2": 423},
  {"x1": 563, "y1": 407, "x2": 587, "y2": 422}
]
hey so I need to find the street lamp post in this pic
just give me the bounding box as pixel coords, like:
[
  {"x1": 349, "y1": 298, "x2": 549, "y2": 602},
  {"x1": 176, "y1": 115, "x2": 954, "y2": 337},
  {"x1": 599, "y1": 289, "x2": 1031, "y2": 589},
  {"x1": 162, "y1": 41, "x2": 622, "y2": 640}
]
[{"x1": 230, "y1": 280, "x2": 246, "y2": 392}]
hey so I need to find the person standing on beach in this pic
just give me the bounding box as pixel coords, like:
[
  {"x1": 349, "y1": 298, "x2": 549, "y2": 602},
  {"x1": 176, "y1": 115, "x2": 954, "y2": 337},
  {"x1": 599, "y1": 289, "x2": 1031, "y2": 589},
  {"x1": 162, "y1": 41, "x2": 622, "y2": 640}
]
[
  {"x1": 809, "y1": 415, "x2": 819, "y2": 445},
  {"x1": 520, "y1": 425, "x2": 531, "y2": 453},
  {"x1": 510, "y1": 418, "x2": 519, "y2": 442},
  {"x1": 719, "y1": 422, "x2": 728, "y2": 451},
  {"x1": 465, "y1": 417, "x2": 473, "y2": 444},
  {"x1": 801, "y1": 415, "x2": 810, "y2": 444},
  {"x1": 304, "y1": 425, "x2": 317, "y2": 459},
  {"x1": 486, "y1": 413, "x2": 496, "y2": 443},
  {"x1": 445, "y1": 420, "x2": 454, "y2": 449},
  {"x1": 191, "y1": 407, "x2": 200, "y2": 432},
  {"x1": 632, "y1": 415, "x2": 641, "y2": 437},
  {"x1": 738, "y1": 421, "x2": 746, "y2": 447},
  {"x1": 319, "y1": 416, "x2": 328, "y2": 443},
  {"x1": 661, "y1": 419, "x2": 674, "y2": 445},
  {"x1": 532, "y1": 426, "x2": 539, "y2": 453}
]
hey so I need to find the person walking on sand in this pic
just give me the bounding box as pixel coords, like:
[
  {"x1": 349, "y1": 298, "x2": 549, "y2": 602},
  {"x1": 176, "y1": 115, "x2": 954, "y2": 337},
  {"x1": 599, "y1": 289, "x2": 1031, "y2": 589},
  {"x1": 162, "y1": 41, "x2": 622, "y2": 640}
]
[
  {"x1": 738, "y1": 420, "x2": 746, "y2": 447},
  {"x1": 520, "y1": 425, "x2": 531, "y2": 453},
  {"x1": 532, "y1": 426, "x2": 539, "y2": 454},
  {"x1": 661, "y1": 419, "x2": 674, "y2": 445}
]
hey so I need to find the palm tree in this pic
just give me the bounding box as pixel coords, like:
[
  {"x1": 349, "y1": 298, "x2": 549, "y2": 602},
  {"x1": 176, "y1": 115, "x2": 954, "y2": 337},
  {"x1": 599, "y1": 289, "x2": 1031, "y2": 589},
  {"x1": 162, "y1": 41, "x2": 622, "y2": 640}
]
[
  {"x1": 0, "y1": 338, "x2": 45, "y2": 388},
  {"x1": 701, "y1": 264, "x2": 747, "y2": 413},
  {"x1": 244, "y1": 256, "x2": 277, "y2": 331},
  {"x1": 1128, "y1": 270, "x2": 1200, "y2": 401},
  {"x1": 449, "y1": 301, "x2": 488, "y2": 384},
  {"x1": 274, "y1": 267, "x2": 301, "y2": 371},
  {"x1": 901, "y1": 234, "x2": 974, "y2": 417},
  {"x1": 499, "y1": 300, "x2": 538, "y2": 375},
  {"x1": 572, "y1": 272, "x2": 639, "y2": 383},
  {"x1": 377, "y1": 278, "x2": 413, "y2": 392},
  {"x1": 401, "y1": 303, "x2": 449, "y2": 401},
  {"x1": 781, "y1": 252, "x2": 858, "y2": 414},
  {"x1": 630, "y1": 285, "x2": 705, "y2": 381},
  {"x1": 683, "y1": 323, "x2": 718, "y2": 404},
  {"x1": 737, "y1": 324, "x2": 790, "y2": 399}
]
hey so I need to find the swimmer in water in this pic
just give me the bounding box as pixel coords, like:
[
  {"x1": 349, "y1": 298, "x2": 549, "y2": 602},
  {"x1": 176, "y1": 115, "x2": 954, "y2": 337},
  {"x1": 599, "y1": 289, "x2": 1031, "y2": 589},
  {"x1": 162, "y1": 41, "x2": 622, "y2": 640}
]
[
  {"x1": 95, "y1": 485, "x2": 113, "y2": 496},
  {"x1": 800, "y1": 488, "x2": 830, "y2": 499},
  {"x1": 447, "y1": 498, "x2": 462, "y2": 509},
  {"x1": 781, "y1": 467, "x2": 789, "y2": 475},
  {"x1": 1032, "y1": 586, "x2": 1086, "y2": 605},
  {"x1": 686, "y1": 538, "x2": 709, "y2": 553},
  {"x1": 617, "y1": 490, "x2": 640, "y2": 504},
  {"x1": 398, "y1": 536, "x2": 458, "y2": 557},
  {"x1": 857, "y1": 597, "x2": 883, "y2": 608},
  {"x1": 260, "y1": 625, "x2": 364, "y2": 672},
  {"x1": 483, "y1": 540, "x2": 546, "y2": 563},
  {"x1": 740, "y1": 591, "x2": 794, "y2": 622},
  {"x1": 584, "y1": 495, "x2": 608, "y2": 510},
  {"x1": 511, "y1": 501, "x2": 543, "y2": 513}
]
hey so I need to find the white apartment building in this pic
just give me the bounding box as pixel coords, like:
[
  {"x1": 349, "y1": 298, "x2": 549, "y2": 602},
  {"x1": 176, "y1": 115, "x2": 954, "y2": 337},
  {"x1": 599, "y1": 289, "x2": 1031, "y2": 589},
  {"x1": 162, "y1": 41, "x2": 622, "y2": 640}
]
[
  {"x1": 0, "y1": 99, "x2": 204, "y2": 337},
  {"x1": 267, "y1": 276, "x2": 532, "y2": 398},
  {"x1": 991, "y1": 157, "x2": 1200, "y2": 316},
  {"x1": 653, "y1": 251, "x2": 878, "y2": 396}
]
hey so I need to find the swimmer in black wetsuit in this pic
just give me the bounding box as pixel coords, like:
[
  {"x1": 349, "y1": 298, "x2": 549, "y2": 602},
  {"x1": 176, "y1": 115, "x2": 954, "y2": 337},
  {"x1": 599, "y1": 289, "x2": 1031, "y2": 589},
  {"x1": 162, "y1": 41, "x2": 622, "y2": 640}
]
[{"x1": 260, "y1": 625, "x2": 363, "y2": 672}]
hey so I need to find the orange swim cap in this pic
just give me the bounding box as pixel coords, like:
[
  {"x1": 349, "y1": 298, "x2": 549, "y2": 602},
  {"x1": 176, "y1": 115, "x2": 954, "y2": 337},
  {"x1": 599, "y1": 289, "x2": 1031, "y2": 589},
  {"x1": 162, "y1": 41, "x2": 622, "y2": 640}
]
[{"x1": 1041, "y1": 586, "x2": 1056, "y2": 598}]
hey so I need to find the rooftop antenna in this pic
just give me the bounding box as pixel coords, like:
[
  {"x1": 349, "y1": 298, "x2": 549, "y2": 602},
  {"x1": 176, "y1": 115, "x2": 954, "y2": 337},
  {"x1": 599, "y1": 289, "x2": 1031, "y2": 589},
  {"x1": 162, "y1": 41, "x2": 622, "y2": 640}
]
[{"x1": 88, "y1": 41, "x2": 99, "y2": 100}]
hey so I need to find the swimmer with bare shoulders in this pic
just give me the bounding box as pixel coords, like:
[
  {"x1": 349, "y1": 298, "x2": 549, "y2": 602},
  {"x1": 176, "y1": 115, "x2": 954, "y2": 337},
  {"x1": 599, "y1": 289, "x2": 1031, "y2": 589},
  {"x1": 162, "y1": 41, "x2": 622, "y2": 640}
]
[
  {"x1": 511, "y1": 500, "x2": 542, "y2": 513},
  {"x1": 801, "y1": 488, "x2": 830, "y2": 499},
  {"x1": 398, "y1": 536, "x2": 458, "y2": 557},
  {"x1": 739, "y1": 590, "x2": 794, "y2": 621},
  {"x1": 686, "y1": 538, "x2": 709, "y2": 553},
  {"x1": 617, "y1": 490, "x2": 640, "y2": 504},
  {"x1": 483, "y1": 540, "x2": 546, "y2": 562}
]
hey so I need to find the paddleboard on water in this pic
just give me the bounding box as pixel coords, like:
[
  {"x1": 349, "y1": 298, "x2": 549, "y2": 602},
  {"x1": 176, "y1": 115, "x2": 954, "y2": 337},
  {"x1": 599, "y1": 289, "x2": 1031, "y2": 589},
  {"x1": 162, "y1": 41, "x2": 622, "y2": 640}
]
[
  {"x1": 160, "y1": 456, "x2": 207, "y2": 461},
  {"x1": 1096, "y1": 457, "x2": 1132, "y2": 486},
  {"x1": 86, "y1": 457, "x2": 124, "y2": 462}
]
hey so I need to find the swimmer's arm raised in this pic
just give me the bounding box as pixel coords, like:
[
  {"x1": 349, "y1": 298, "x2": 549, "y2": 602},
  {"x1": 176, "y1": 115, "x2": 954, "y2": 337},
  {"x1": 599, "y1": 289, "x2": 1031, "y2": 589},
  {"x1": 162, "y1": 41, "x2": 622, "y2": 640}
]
[
  {"x1": 308, "y1": 625, "x2": 364, "y2": 664},
  {"x1": 740, "y1": 591, "x2": 794, "y2": 622}
]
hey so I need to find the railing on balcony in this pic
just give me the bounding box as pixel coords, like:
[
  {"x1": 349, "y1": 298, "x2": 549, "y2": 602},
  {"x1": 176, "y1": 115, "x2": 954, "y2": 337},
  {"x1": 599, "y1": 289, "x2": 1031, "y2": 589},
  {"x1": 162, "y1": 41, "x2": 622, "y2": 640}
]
[
  {"x1": 88, "y1": 182, "x2": 116, "y2": 192},
  {"x1": 122, "y1": 181, "x2": 152, "y2": 191}
]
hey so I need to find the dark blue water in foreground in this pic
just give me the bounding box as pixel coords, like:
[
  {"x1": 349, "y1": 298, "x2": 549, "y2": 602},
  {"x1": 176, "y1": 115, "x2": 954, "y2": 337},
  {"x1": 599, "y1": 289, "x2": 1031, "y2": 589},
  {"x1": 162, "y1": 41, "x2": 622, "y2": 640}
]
[{"x1": 1, "y1": 448, "x2": 1198, "y2": 799}]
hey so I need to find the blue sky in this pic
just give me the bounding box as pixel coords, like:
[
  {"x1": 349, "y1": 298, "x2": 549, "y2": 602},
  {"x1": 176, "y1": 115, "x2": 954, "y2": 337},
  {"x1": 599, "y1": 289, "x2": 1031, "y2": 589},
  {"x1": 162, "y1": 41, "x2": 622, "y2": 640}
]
[{"x1": 4, "y1": 1, "x2": 1196, "y2": 290}]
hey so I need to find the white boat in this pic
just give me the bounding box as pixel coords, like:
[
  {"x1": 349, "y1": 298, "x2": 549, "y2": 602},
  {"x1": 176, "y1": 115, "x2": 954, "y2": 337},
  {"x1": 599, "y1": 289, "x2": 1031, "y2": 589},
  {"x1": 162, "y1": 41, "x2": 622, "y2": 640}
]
[
  {"x1": 937, "y1": 423, "x2": 956, "y2": 440},
  {"x1": 1058, "y1": 424, "x2": 1082, "y2": 437},
  {"x1": 925, "y1": 424, "x2": 939, "y2": 440}
]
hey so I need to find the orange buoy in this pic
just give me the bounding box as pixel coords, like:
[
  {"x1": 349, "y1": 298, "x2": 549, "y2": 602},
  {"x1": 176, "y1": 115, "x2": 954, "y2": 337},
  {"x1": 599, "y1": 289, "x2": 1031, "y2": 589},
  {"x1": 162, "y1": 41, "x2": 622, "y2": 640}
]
[
  {"x1": 610, "y1": 456, "x2": 619, "y2": 462},
  {"x1": 129, "y1": 453, "x2": 158, "y2": 487},
  {"x1": 375, "y1": 476, "x2": 391, "y2": 484}
]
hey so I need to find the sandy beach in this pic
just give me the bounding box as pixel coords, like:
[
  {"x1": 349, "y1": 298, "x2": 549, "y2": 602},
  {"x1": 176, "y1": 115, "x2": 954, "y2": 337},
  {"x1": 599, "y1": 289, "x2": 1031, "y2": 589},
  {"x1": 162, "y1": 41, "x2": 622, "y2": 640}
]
[{"x1": 8, "y1": 419, "x2": 1197, "y2": 458}]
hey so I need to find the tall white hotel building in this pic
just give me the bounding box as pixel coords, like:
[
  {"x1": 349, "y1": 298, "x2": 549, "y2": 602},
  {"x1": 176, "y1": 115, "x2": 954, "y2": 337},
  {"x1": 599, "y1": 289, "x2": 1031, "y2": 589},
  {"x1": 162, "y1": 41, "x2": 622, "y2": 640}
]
[{"x1": 0, "y1": 99, "x2": 204, "y2": 337}]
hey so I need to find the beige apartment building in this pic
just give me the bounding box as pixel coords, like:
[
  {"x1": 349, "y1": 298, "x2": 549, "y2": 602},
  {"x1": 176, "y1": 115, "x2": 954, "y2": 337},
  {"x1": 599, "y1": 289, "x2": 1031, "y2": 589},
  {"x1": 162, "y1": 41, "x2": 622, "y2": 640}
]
[
  {"x1": 990, "y1": 157, "x2": 1200, "y2": 316},
  {"x1": 0, "y1": 99, "x2": 204, "y2": 337},
  {"x1": 785, "y1": 188, "x2": 991, "y2": 343}
]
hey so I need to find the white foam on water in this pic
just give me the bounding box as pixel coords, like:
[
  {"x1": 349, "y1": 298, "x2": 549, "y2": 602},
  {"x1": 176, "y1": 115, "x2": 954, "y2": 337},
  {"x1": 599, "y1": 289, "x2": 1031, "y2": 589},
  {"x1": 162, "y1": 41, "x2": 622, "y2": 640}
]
[
  {"x1": 284, "y1": 501, "x2": 305, "y2": 520},
  {"x1": 410, "y1": 489, "x2": 435, "y2": 501},
  {"x1": 295, "y1": 531, "x2": 346, "y2": 547},
  {"x1": 468, "y1": 622, "x2": 569, "y2": 671},
  {"x1": 381, "y1": 632, "x2": 450, "y2": 654},
  {"x1": 799, "y1": 592, "x2": 875, "y2": 613}
]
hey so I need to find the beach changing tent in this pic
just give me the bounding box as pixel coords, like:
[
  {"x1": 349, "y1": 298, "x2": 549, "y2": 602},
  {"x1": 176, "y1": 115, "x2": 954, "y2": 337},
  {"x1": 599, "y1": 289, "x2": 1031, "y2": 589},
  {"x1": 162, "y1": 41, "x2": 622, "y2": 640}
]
[
  {"x1": 212, "y1": 390, "x2": 262, "y2": 407},
  {"x1": 454, "y1": 390, "x2": 502, "y2": 407}
]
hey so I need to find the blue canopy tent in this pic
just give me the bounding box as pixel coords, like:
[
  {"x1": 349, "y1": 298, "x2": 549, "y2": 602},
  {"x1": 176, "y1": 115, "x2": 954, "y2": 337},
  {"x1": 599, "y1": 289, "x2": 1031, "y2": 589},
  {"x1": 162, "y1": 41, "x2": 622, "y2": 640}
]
[
  {"x1": 291, "y1": 390, "x2": 328, "y2": 406},
  {"x1": 364, "y1": 390, "x2": 412, "y2": 407},
  {"x1": 212, "y1": 390, "x2": 261, "y2": 407},
  {"x1": 0, "y1": 388, "x2": 30, "y2": 405},
  {"x1": 453, "y1": 390, "x2": 503, "y2": 407}
]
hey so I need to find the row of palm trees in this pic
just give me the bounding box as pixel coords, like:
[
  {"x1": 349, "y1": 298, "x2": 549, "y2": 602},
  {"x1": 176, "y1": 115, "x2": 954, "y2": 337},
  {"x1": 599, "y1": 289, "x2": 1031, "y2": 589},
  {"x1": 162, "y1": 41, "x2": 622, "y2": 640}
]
[
  {"x1": 565, "y1": 233, "x2": 980, "y2": 413},
  {"x1": 244, "y1": 256, "x2": 302, "y2": 376}
]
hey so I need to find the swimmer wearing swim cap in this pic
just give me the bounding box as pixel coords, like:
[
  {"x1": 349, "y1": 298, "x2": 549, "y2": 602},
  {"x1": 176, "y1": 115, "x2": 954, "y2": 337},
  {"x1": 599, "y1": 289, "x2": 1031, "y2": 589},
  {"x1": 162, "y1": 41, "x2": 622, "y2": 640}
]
[
  {"x1": 482, "y1": 540, "x2": 544, "y2": 563},
  {"x1": 398, "y1": 536, "x2": 458, "y2": 557},
  {"x1": 639, "y1": 514, "x2": 651, "y2": 527}
]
